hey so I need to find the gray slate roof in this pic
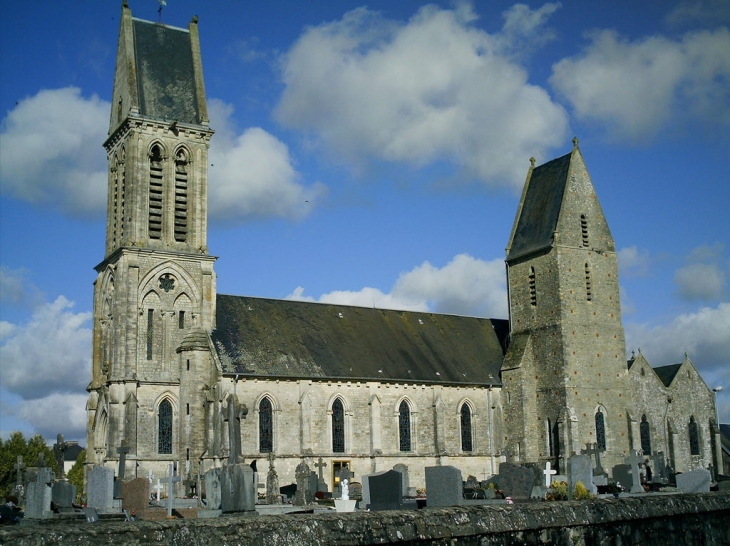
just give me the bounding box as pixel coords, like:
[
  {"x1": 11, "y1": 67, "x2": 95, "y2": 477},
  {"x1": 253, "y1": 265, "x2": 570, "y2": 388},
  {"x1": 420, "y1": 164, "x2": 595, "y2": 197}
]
[
  {"x1": 132, "y1": 18, "x2": 201, "y2": 124},
  {"x1": 654, "y1": 363, "x2": 683, "y2": 387},
  {"x1": 507, "y1": 152, "x2": 571, "y2": 263},
  {"x1": 212, "y1": 295, "x2": 507, "y2": 386}
]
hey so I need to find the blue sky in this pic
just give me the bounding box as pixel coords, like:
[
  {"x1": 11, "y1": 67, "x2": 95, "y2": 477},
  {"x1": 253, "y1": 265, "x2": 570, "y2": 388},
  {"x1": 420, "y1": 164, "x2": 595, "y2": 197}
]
[{"x1": 1, "y1": 1, "x2": 728, "y2": 442}]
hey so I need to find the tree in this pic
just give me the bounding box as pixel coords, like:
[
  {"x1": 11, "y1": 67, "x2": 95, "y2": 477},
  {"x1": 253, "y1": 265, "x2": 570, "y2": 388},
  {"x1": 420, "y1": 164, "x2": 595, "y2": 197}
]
[{"x1": 0, "y1": 432, "x2": 59, "y2": 499}]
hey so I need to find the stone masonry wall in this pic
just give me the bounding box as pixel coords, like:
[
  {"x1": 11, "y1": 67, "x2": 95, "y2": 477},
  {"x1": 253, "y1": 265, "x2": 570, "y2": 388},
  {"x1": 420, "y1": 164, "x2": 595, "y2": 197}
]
[{"x1": 3, "y1": 493, "x2": 728, "y2": 546}]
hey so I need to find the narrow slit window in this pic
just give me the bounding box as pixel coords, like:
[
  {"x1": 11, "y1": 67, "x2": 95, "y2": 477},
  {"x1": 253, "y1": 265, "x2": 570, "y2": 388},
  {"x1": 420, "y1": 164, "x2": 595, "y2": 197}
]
[
  {"x1": 148, "y1": 145, "x2": 163, "y2": 240},
  {"x1": 259, "y1": 397, "x2": 273, "y2": 453},
  {"x1": 461, "y1": 404, "x2": 473, "y2": 452},
  {"x1": 581, "y1": 214, "x2": 589, "y2": 247},
  {"x1": 174, "y1": 149, "x2": 188, "y2": 242},
  {"x1": 585, "y1": 263, "x2": 592, "y2": 301},
  {"x1": 529, "y1": 267, "x2": 537, "y2": 307},
  {"x1": 332, "y1": 398, "x2": 345, "y2": 453},
  {"x1": 595, "y1": 409, "x2": 606, "y2": 450},
  {"x1": 178, "y1": 310, "x2": 185, "y2": 330},
  {"x1": 158, "y1": 399, "x2": 172, "y2": 454},
  {"x1": 146, "y1": 309, "x2": 154, "y2": 360},
  {"x1": 688, "y1": 416, "x2": 700, "y2": 455},
  {"x1": 399, "y1": 400, "x2": 411, "y2": 452}
]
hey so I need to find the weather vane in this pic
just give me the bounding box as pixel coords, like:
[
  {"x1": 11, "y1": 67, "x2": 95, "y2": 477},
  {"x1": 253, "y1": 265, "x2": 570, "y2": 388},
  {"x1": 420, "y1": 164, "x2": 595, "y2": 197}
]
[{"x1": 158, "y1": 0, "x2": 166, "y2": 23}]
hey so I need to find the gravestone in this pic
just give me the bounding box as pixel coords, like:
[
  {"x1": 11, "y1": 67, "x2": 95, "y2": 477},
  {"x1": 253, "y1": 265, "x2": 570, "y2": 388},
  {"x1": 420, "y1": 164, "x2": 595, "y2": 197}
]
[
  {"x1": 675, "y1": 469, "x2": 712, "y2": 493},
  {"x1": 122, "y1": 477, "x2": 149, "y2": 515},
  {"x1": 581, "y1": 443, "x2": 606, "y2": 476},
  {"x1": 14, "y1": 456, "x2": 26, "y2": 503},
  {"x1": 25, "y1": 467, "x2": 54, "y2": 519},
  {"x1": 52, "y1": 480, "x2": 76, "y2": 512},
  {"x1": 87, "y1": 466, "x2": 115, "y2": 512},
  {"x1": 651, "y1": 451, "x2": 668, "y2": 481},
  {"x1": 308, "y1": 471, "x2": 318, "y2": 503},
  {"x1": 53, "y1": 434, "x2": 68, "y2": 479},
  {"x1": 425, "y1": 466, "x2": 462, "y2": 508},
  {"x1": 361, "y1": 471, "x2": 388, "y2": 507},
  {"x1": 223, "y1": 395, "x2": 247, "y2": 465},
  {"x1": 220, "y1": 463, "x2": 255, "y2": 512},
  {"x1": 612, "y1": 464, "x2": 633, "y2": 492},
  {"x1": 497, "y1": 462, "x2": 537, "y2": 499},
  {"x1": 314, "y1": 457, "x2": 328, "y2": 493},
  {"x1": 82, "y1": 507, "x2": 99, "y2": 523},
  {"x1": 624, "y1": 452, "x2": 645, "y2": 494},
  {"x1": 465, "y1": 475, "x2": 479, "y2": 490},
  {"x1": 203, "y1": 468, "x2": 222, "y2": 509},
  {"x1": 543, "y1": 461, "x2": 557, "y2": 487},
  {"x1": 367, "y1": 469, "x2": 404, "y2": 510},
  {"x1": 568, "y1": 454, "x2": 596, "y2": 495},
  {"x1": 393, "y1": 464, "x2": 410, "y2": 496},
  {"x1": 265, "y1": 453, "x2": 281, "y2": 505},
  {"x1": 161, "y1": 464, "x2": 182, "y2": 517},
  {"x1": 349, "y1": 481, "x2": 362, "y2": 499},
  {"x1": 280, "y1": 483, "x2": 297, "y2": 501},
  {"x1": 294, "y1": 460, "x2": 311, "y2": 506}
]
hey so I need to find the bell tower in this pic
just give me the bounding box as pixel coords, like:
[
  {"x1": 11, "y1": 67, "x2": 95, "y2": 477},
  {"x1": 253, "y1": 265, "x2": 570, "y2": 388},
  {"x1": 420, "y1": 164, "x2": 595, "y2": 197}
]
[
  {"x1": 86, "y1": 2, "x2": 217, "y2": 477},
  {"x1": 502, "y1": 139, "x2": 632, "y2": 472}
]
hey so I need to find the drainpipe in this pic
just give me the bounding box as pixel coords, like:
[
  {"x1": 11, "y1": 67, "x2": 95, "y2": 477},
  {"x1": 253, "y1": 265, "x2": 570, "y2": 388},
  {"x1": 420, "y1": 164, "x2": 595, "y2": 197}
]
[{"x1": 488, "y1": 385, "x2": 494, "y2": 476}]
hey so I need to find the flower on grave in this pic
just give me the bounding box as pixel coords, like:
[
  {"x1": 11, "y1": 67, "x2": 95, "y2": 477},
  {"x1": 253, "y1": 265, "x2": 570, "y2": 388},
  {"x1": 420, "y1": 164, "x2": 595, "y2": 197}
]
[{"x1": 416, "y1": 488, "x2": 426, "y2": 497}]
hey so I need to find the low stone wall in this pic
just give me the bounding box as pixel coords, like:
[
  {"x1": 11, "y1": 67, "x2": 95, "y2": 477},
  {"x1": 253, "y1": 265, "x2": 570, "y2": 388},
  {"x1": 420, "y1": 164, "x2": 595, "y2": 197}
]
[{"x1": 2, "y1": 493, "x2": 729, "y2": 546}]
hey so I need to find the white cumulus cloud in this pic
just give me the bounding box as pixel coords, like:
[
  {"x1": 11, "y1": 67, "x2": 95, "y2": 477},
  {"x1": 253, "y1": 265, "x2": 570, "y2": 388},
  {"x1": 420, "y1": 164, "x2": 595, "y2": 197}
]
[
  {"x1": 288, "y1": 253, "x2": 507, "y2": 318},
  {"x1": 0, "y1": 87, "x2": 109, "y2": 215},
  {"x1": 550, "y1": 28, "x2": 730, "y2": 141},
  {"x1": 275, "y1": 4, "x2": 568, "y2": 189},
  {"x1": 11, "y1": 393, "x2": 89, "y2": 441}
]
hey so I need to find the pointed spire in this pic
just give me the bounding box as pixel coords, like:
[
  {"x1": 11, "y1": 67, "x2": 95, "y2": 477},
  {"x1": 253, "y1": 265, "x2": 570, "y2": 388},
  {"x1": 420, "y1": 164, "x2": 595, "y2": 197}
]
[{"x1": 572, "y1": 136, "x2": 579, "y2": 150}]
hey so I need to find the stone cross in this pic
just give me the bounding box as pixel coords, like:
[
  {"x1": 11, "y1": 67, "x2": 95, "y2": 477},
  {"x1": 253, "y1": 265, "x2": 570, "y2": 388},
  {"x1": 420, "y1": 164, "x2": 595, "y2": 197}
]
[
  {"x1": 314, "y1": 457, "x2": 327, "y2": 484},
  {"x1": 117, "y1": 441, "x2": 130, "y2": 479},
  {"x1": 582, "y1": 442, "x2": 605, "y2": 475},
  {"x1": 223, "y1": 395, "x2": 248, "y2": 464},
  {"x1": 153, "y1": 479, "x2": 163, "y2": 501},
  {"x1": 53, "y1": 434, "x2": 68, "y2": 479},
  {"x1": 160, "y1": 464, "x2": 182, "y2": 517},
  {"x1": 624, "y1": 451, "x2": 645, "y2": 494},
  {"x1": 35, "y1": 452, "x2": 46, "y2": 468},
  {"x1": 543, "y1": 461, "x2": 557, "y2": 487},
  {"x1": 14, "y1": 456, "x2": 26, "y2": 487}
]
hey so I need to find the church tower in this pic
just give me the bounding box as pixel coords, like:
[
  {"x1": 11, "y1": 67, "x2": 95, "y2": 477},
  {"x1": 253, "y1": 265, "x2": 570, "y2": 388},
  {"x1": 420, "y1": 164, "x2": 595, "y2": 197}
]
[
  {"x1": 86, "y1": 2, "x2": 217, "y2": 479},
  {"x1": 502, "y1": 139, "x2": 632, "y2": 472}
]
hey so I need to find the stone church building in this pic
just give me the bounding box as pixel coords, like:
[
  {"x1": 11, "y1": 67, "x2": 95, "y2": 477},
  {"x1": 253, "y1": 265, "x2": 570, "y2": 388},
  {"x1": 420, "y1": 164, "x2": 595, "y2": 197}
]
[{"x1": 85, "y1": 4, "x2": 722, "y2": 491}]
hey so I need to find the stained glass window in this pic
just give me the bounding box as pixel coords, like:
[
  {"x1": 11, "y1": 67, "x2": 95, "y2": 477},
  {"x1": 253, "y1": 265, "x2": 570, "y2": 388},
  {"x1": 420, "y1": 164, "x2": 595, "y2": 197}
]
[
  {"x1": 688, "y1": 416, "x2": 700, "y2": 455},
  {"x1": 259, "y1": 397, "x2": 273, "y2": 453},
  {"x1": 399, "y1": 401, "x2": 411, "y2": 452},
  {"x1": 146, "y1": 309, "x2": 154, "y2": 360},
  {"x1": 595, "y1": 409, "x2": 606, "y2": 450},
  {"x1": 461, "y1": 404, "x2": 473, "y2": 452},
  {"x1": 158, "y1": 399, "x2": 172, "y2": 454},
  {"x1": 640, "y1": 414, "x2": 652, "y2": 455},
  {"x1": 332, "y1": 398, "x2": 345, "y2": 453}
]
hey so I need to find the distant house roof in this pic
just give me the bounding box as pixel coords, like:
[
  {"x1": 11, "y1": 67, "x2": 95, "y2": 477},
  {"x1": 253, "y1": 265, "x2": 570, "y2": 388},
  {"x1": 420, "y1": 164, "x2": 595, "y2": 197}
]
[
  {"x1": 132, "y1": 18, "x2": 201, "y2": 124},
  {"x1": 654, "y1": 363, "x2": 683, "y2": 387},
  {"x1": 506, "y1": 152, "x2": 571, "y2": 263},
  {"x1": 212, "y1": 295, "x2": 507, "y2": 386},
  {"x1": 720, "y1": 424, "x2": 730, "y2": 456}
]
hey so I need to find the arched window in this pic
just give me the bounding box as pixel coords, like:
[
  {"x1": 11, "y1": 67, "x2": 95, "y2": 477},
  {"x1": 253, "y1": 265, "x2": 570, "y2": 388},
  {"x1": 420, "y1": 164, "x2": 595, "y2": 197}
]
[
  {"x1": 595, "y1": 409, "x2": 606, "y2": 450},
  {"x1": 259, "y1": 397, "x2": 273, "y2": 453},
  {"x1": 460, "y1": 404, "x2": 473, "y2": 452},
  {"x1": 580, "y1": 214, "x2": 589, "y2": 247},
  {"x1": 399, "y1": 400, "x2": 412, "y2": 452},
  {"x1": 158, "y1": 399, "x2": 173, "y2": 454},
  {"x1": 640, "y1": 414, "x2": 652, "y2": 455},
  {"x1": 332, "y1": 398, "x2": 345, "y2": 453},
  {"x1": 148, "y1": 144, "x2": 164, "y2": 240},
  {"x1": 688, "y1": 416, "x2": 700, "y2": 455},
  {"x1": 529, "y1": 267, "x2": 537, "y2": 306},
  {"x1": 173, "y1": 148, "x2": 188, "y2": 242}
]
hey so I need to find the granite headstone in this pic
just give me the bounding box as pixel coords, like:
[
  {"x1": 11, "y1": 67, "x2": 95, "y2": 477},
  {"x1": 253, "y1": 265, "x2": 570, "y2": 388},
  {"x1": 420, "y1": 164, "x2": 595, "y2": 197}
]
[
  {"x1": 87, "y1": 466, "x2": 115, "y2": 512},
  {"x1": 425, "y1": 466, "x2": 462, "y2": 508},
  {"x1": 675, "y1": 468, "x2": 712, "y2": 493}
]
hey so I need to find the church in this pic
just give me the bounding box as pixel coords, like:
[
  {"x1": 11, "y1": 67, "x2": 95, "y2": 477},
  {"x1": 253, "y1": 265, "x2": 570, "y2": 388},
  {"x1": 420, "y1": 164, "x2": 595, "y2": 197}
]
[{"x1": 85, "y1": 3, "x2": 722, "y2": 491}]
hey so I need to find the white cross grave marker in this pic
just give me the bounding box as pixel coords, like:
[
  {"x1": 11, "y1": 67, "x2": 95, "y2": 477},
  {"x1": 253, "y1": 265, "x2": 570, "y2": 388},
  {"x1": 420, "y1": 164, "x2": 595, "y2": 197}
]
[
  {"x1": 160, "y1": 464, "x2": 182, "y2": 518},
  {"x1": 544, "y1": 461, "x2": 557, "y2": 487},
  {"x1": 153, "y1": 479, "x2": 163, "y2": 501}
]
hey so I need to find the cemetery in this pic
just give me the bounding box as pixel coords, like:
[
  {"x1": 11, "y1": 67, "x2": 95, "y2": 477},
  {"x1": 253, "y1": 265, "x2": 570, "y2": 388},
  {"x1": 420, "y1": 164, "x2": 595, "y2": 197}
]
[{"x1": 3, "y1": 435, "x2": 729, "y2": 545}]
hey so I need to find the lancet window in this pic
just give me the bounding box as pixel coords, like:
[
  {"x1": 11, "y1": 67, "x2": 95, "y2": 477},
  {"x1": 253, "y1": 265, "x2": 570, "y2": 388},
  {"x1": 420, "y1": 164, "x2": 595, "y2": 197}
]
[
  {"x1": 595, "y1": 409, "x2": 606, "y2": 450},
  {"x1": 688, "y1": 416, "x2": 700, "y2": 455},
  {"x1": 259, "y1": 397, "x2": 273, "y2": 453},
  {"x1": 460, "y1": 403, "x2": 473, "y2": 452},
  {"x1": 399, "y1": 400, "x2": 412, "y2": 452},
  {"x1": 173, "y1": 148, "x2": 188, "y2": 242},
  {"x1": 332, "y1": 398, "x2": 345, "y2": 453},
  {"x1": 640, "y1": 414, "x2": 652, "y2": 455},
  {"x1": 158, "y1": 399, "x2": 173, "y2": 454},
  {"x1": 148, "y1": 145, "x2": 164, "y2": 240}
]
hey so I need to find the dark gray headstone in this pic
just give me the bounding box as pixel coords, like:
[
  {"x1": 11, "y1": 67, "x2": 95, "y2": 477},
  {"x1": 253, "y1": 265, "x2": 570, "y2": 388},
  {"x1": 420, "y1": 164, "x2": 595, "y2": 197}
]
[
  {"x1": 220, "y1": 463, "x2": 255, "y2": 512},
  {"x1": 612, "y1": 464, "x2": 633, "y2": 492},
  {"x1": 361, "y1": 471, "x2": 388, "y2": 506},
  {"x1": 52, "y1": 480, "x2": 76, "y2": 511},
  {"x1": 122, "y1": 477, "x2": 149, "y2": 514},
  {"x1": 497, "y1": 462, "x2": 536, "y2": 500},
  {"x1": 425, "y1": 466, "x2": 463, "y2": 508},
  {"x1": 87, "y1": 466, "x2": 115, "y2": 512},
  {"x1": 392, "y1": 464, "x2": 410, "y2": 496},
  {"x1": 367, "y1": 470, "x2": 403, "y2": 510},
  {"x1": 307, "y1": 471, "x2": 318, "y2": 503},
  {"x1": 651, "y1": 452, "x2": 667, "y2": 481},
  {"x1": 568, "y1": 454, "x2": 596, "y2": 495},
  {"x1": 83, "y1": 507, "x2": 99, "y2": 523},
  {"x1": 675, "y1": 469, "x2": 712, "y2": 493},
  {"x1": 349, "y1": 481, "x2": 362, "y2": 499}
]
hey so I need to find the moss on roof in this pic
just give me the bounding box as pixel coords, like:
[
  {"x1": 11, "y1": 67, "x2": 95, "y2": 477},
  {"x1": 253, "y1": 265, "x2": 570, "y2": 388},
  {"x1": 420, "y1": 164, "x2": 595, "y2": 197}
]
[{"x1": 213, "y1": 295, "x2": 507, "y2": 385}]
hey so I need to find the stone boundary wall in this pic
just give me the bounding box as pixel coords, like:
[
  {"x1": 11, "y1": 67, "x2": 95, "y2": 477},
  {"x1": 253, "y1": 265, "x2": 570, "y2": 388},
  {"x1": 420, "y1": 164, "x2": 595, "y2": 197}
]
[{"x1": 2, "y1": 493, "x2": 729, "y2": 546}]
